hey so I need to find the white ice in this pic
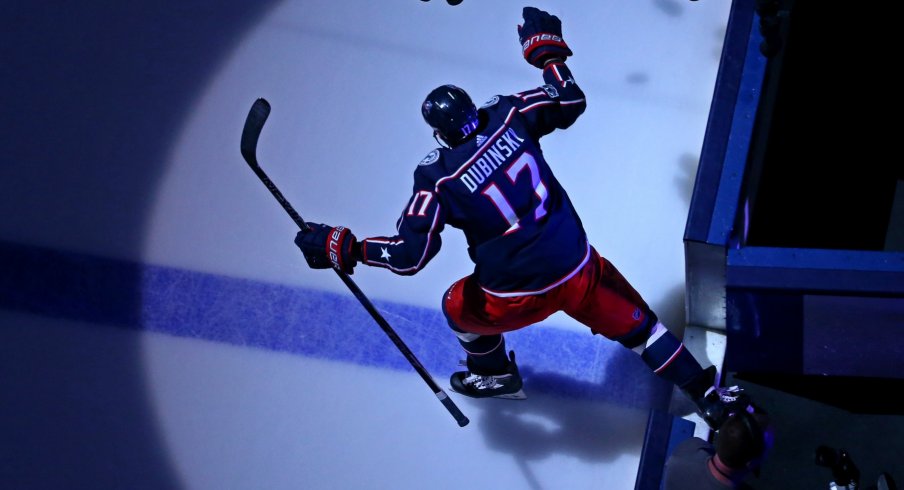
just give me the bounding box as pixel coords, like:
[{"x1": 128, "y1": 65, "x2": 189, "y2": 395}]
[{"x1": 0, "y1": 1, "x2": 731, "y2": 488}]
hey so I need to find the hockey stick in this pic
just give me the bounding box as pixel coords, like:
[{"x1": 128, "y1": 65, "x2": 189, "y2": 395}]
[{"x1": 240, "y1": 98, "x2": 470, "y2": 428}]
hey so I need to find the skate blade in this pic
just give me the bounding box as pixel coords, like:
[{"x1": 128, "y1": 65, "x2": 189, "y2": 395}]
[
  {"x1": 449, "y1": 386, "x2": 528, "y2": 400},
  {"x1": 493, "y1": 390, "x2": 527, "y2": 400}
]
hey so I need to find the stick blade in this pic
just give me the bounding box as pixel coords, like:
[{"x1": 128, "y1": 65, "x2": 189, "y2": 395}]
[{"x1": 240, "y1": 98, "x2": 271, "y2": 166}]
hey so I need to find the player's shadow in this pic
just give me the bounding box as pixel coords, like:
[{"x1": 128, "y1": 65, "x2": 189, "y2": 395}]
[
  {"x1": 463, "y1": 351, "x2": 674, "y2": 490},
  {"x1": 379, "y1": 288, "x2": 693, "y2": 489}
]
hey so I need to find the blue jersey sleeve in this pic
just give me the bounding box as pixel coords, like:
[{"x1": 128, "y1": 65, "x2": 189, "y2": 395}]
[
  {"x1": 359, "y1": 171, "x2": 445, "y2": 275},
  {"x1": 511, "y1": 61, "x2": 586, "y2": 139}
]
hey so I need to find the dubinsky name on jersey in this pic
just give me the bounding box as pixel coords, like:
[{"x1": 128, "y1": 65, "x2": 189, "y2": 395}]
[{"x1": 361, "y1": 62, "x2": 589, "y2": 297}]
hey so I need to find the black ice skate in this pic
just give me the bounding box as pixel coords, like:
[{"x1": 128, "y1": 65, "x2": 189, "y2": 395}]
[
  {"x1": 688, "y1": 366, "x2": 753, "y2": 430},
  {"x1": 450, "y1": 350, "x2": 526, "y2": 400}
]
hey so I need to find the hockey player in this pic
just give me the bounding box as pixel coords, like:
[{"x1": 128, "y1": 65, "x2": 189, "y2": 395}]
[{"x1": 295, "y1": 6, "x2": 749, "y2": 430}]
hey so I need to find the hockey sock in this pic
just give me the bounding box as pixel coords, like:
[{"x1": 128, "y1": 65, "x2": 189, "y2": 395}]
[
  {"x1": 454, "y1": 331, "x2": 509, "y2": 374},
  {"x1": 640, "y1": 323, "x2": 705, "y2": 392},
  {"x1": 682, "y1": 365, "x2": 718, "y2": 400}
]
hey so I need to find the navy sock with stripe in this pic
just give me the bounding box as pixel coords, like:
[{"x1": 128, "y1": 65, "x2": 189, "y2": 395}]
[{"x1": 640, "y1": 324, "x2": 705, "y2": 394}]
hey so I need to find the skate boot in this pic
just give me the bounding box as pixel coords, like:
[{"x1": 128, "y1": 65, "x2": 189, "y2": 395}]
[
  {"x1": 685, "y1": 366, "x2": 753, "y2": 430},
  {"x1": 450, "y1": 350, "x2": 526, "y2": 400}
]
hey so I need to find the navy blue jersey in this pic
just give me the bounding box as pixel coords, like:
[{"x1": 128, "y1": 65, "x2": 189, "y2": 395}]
[{"x1": 361, "y1": 62, "x2": 589, "y2": 296}]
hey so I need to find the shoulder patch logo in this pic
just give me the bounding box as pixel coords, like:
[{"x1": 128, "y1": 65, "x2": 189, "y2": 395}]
[
  {"x1": 419, "y1": 149, "x2": 440, "y2": 166},
  {"x1": 481, "y1": 95, "x2": 500, "y2": 108},
  {"x1": 541, "y1": 84, "x2": 559, "y2": 99},
  {"x1": 475, "y1": 134, "x2": 487, "y2": 147}
]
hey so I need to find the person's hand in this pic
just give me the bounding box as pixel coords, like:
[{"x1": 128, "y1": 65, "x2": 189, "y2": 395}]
[
  {"x1": 518, "y1": 7, "x2": 573, "y2": 69},
  {"x1": 294, "y1": 222, "x2": 358, "y2": 274}
]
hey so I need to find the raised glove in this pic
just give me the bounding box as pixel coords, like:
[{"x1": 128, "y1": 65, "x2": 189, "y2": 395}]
[
  {"x1": 294, "y1": 222, "x2": 358, "y2": 274},
  {"x1": 518, "y1": 7, "x2": 573, "y2": 69}
]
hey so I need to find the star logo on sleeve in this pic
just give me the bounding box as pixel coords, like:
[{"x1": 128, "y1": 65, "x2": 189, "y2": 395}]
[{"x1": 380, "y1": 247, "x2": 391, "y2": 260}]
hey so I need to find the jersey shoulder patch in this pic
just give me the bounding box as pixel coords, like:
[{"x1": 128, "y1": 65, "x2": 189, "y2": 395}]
[
  {"x1": 540, "y1": 84, "x2": 560, "y2": 99},
  {"x1": 480, "y1": 95, "x2": 501, "y2": 108},
  {"x1": 418, "y1": 149, "x2": 440, "y2": 166}
]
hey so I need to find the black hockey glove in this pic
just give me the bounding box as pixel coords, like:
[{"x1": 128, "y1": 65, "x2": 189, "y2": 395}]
[
  {"x1": 518, "y1": 7, "x2": 573, "y2": 69},
  {"x1": 294, "y1": 222, "x2": 358, "y2": 275}
]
